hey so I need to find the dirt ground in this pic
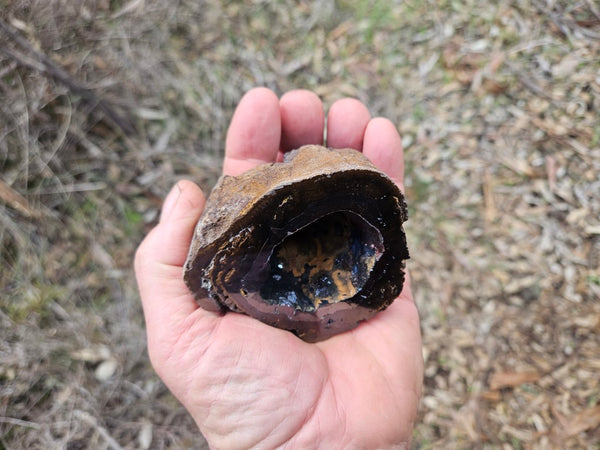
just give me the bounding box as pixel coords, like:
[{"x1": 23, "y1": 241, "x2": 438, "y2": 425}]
[{"x1": 1, "y1": 1, "x2": 599, "y2": 448}]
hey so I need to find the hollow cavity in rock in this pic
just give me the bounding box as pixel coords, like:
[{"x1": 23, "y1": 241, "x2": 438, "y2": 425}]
[{"x1": 259, "y1": 211, "x2": 384, "y2": 312}]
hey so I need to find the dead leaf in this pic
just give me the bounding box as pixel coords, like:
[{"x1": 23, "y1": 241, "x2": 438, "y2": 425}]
[
  {"x1": 489, "y1": 370, "x2": 540, "y2": 390},
  {"x1": 480, "y1": 390, "x2": 502, "y2": 402},
  {"x1": 554, "y1": 406, "x2": 600, "y2": 438},
  {"x1": 70, "y1": 346, "x2": 111, "y2": 363},
  {"x1": 0, "y1": 179, "x2": 42, "y2": 219},
  {"x1": 329, "y1": 21, "x2": 352, "y2": 41},
  {"x1": 483, "y1": 169, "x2": 497, "y2": 223},
  {"x1": 545, "y1": 155, "x2": 557, "y2": 191},
  {"x1": 552, "y1": 54, "x2": 581, "y2": 79}
]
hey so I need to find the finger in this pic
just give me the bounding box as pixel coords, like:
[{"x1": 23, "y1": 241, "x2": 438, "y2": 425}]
[
  {"x1": 135, "y1": 180, "x2": 207, "y2": 336},
  {"x1": 223, "y1": 87, "x2": 281, "y2": 176},
  {"x1": 362, "y1": 117, "x2": 405, "y2": 190},
  {"x1": 279, "y1": 89, "x2": 324, "y2": 152},
  {"x1": 326, "y1": 98, "x2": 371, "y2": 150}
]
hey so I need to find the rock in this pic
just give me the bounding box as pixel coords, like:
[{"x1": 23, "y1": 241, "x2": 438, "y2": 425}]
[{"x1": 183, "y1": 145, "x2": 409, "y2": 342}]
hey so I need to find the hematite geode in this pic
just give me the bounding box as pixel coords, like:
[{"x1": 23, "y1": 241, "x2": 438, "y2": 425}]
[{"x1": 183, "y1": 145, "x2": 409, "y2": 342}]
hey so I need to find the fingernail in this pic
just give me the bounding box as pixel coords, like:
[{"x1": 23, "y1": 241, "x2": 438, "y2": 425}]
[{"x1": 160, "y1": 183, "x2": 181, "y2": 223}]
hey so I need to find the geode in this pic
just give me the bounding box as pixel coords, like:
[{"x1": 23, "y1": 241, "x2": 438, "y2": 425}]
[{"x1": 183, "y1": 145, "x2": 409, "y2": 342}]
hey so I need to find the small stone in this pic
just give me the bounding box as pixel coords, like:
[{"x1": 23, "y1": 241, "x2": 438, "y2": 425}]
[
  {"x1": 138, "y1": 420, "x2": 153, "y2": 449},
  {"x1": 95, "y1": 358, "x2": 118, "y2": 381}
]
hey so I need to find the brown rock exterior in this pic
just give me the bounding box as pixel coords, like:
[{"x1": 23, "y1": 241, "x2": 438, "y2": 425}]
[{"x1": 183, "y1": 145, "x2": 409, "y2": 342}]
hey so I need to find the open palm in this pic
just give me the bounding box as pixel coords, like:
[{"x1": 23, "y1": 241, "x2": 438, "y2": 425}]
[{"x1": 135, "y1": 88, "x2": 423, "y2": 449}]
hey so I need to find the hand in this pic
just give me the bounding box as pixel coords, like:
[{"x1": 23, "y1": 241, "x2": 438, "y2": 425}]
[{"x1": 135, "y1": 88, "x2": 423, "y2": 449}]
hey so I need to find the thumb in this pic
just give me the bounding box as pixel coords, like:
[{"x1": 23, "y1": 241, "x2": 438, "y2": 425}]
[
  {"x1": 134, "y1": 180, "x2": 207, "y2": 343},
  {"x1": 153, "y1": 180, "x2": 206, "y2": 267}
]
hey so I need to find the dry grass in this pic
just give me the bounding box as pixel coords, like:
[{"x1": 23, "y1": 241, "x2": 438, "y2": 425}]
[{"x1": 1, "y1": 0, "x2": 599, "y2": 448}]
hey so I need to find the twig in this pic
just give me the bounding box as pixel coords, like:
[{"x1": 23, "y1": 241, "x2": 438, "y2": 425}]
[
  {"x1": 504, "y1": 60, "x2": 557, "y2": 102},
  {"x1": 532, "y1": 0, "x2": 600, "y2": 40},
  {"x1": 72, "y1": 410, "x2": 124, "y2": 450},
  {"x1": 0, "y1": 178, "x2": 43, "y2": 219},
  {"x1": 0, "y1": 18, "x2": 136, "y2": 136},
  {"x1": 37, "y1": 182, "x2": 107, "y2": 194},
  {"x1": 587, "y1": 0, "x2": 600, "y2": 21},
  {"x1": 533, "y1": 0, "x2": 572, "y2": 39},
  {"x1": 0, "y1": 416, "x2": 42, "y2": 430}
]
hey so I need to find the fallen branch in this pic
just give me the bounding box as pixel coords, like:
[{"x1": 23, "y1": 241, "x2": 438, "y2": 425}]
[
  {"x1": 504, "y1": 59, "x2": 557, "y2": 102},
  {"x1": 72, "y1": 410, "x2": 124, "y2": 450},
  {"x1": 0, "y1": 416, "x2": 42, "y2": 430},
  {"x1": 0, "y1": 178, "x2": 43, "y2": 219},
  {"x1": 0, "y1": 18, "x2": 136, "y2": 136},
  {"x1": 532, "y1": 0, "x2": 600, "y2": 40}
]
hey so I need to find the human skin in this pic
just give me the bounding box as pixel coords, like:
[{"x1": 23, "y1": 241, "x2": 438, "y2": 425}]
[{"x1": 134, "y1": 88, "x2": 423, "y2": 449}]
